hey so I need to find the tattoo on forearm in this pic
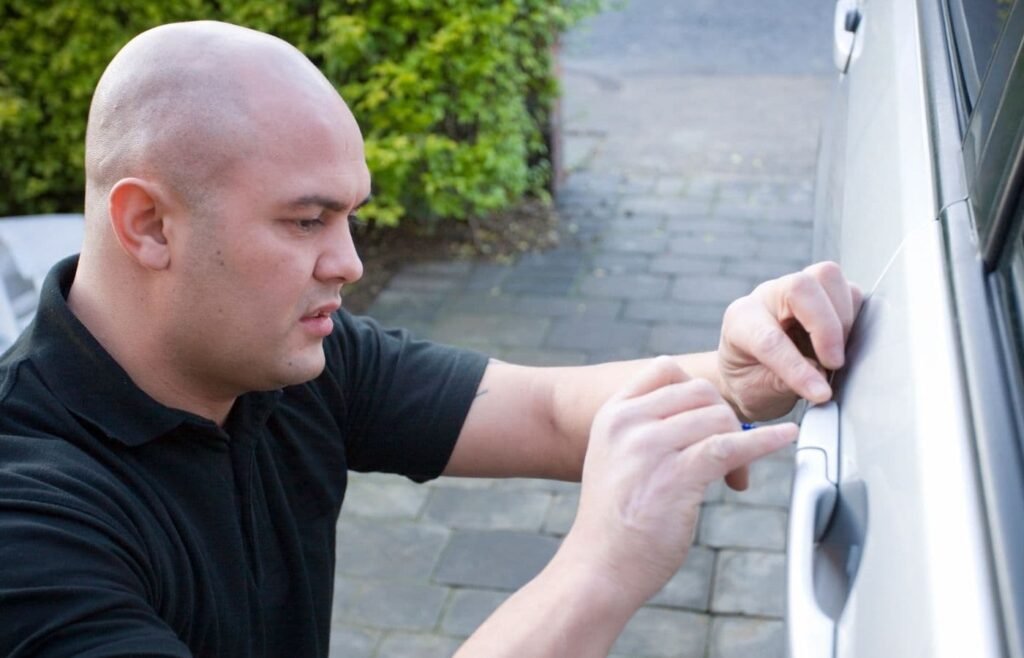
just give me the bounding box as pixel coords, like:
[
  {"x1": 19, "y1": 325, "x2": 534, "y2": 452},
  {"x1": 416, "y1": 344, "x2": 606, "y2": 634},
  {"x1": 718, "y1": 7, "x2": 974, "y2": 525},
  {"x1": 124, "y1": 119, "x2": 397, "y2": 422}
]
[{"x1": 475, "y1": 389, "x2": 489, "y2": 399}]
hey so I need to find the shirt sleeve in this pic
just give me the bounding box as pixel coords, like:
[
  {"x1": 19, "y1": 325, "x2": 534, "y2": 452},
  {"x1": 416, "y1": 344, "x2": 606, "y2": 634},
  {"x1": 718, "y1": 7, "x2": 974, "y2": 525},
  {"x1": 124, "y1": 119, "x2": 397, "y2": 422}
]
[
  {"x1": 0, "y1": 465, "x2": 192, "y2": 658},
  {"x1": 320, "y1": 311, "x2": 489, "y2": 482}
]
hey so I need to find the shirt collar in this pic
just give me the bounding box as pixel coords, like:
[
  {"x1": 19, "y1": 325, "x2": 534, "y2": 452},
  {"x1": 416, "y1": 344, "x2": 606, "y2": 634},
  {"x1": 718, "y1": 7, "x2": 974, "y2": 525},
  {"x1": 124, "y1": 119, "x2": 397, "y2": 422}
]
[{"x1": 28, "y1": 256, "x2": 280, "y2": 446}]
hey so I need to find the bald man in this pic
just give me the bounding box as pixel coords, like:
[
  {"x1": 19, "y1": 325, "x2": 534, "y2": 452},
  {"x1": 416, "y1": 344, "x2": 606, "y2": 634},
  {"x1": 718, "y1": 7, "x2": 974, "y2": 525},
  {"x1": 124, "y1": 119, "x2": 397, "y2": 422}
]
[{"x1": 0, "y1": 21, "x2": 860, "y2": 658}]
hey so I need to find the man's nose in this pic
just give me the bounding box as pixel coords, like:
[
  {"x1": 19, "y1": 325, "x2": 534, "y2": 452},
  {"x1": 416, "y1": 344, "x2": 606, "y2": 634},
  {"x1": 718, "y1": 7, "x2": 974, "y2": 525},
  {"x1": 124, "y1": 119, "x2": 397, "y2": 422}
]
[{"x1": 315, "y1": 221, "x2": 363, "y2": 284}]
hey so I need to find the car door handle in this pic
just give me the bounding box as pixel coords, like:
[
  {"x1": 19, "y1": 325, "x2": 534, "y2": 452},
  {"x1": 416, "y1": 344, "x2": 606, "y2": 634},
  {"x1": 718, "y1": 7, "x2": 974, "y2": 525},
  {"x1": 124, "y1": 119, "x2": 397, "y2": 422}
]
[
  {"x1": 787, "y1": 402, "x2": 839, "y2": 658},
  {"x1": 833, "y1": 0, "x2": 861, "y2": 72}
]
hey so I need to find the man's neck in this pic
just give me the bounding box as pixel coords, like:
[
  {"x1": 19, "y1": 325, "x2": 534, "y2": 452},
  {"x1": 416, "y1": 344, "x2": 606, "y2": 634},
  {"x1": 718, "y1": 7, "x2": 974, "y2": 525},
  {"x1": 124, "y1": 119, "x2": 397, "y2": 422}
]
[{"x1": 67, "y1": 261, "x2": 235, "y2": 426}]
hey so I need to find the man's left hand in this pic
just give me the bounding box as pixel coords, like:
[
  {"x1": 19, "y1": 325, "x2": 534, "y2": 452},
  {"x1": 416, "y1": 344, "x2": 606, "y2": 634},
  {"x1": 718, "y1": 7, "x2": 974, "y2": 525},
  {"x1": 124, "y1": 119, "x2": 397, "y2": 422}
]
[{"x1": 718, "y1": 261, "x2": 863, "y2": 421}]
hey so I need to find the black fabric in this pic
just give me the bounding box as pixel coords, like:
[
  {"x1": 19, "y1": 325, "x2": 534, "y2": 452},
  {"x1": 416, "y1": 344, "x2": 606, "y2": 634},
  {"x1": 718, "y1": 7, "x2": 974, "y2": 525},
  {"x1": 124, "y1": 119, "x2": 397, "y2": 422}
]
[{"x1": 0, "y1": 256, "x2": 488, "y2": 657}]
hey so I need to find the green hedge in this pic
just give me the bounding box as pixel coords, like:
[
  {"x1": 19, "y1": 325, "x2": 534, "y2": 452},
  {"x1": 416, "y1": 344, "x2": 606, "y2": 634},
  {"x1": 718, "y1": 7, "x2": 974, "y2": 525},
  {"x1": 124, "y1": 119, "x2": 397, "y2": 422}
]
[{"x1": 0, "y1": 0, "x2": 599, "y2": 224}]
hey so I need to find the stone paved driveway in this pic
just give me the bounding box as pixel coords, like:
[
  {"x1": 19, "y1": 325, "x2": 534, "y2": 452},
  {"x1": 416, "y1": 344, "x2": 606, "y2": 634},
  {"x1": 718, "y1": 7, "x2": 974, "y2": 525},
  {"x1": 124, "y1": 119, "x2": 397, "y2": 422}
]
[{"x1": 331, "y1": 1, "x2": 834, "y2": 656}]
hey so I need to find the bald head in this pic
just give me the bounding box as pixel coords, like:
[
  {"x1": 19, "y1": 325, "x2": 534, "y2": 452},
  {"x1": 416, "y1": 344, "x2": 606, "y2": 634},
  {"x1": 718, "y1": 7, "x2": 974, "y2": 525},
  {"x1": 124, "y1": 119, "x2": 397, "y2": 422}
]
[{"x1": 84, "y1": 21, "x2": 353, "y2": 222}]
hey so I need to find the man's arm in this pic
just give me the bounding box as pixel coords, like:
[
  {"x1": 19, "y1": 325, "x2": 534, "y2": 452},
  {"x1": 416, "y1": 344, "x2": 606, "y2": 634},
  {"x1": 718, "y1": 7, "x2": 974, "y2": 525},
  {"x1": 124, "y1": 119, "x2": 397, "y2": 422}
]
[
  {"x1": 443, "y1": 261, "x2": 861, "y2": 481},
  {"x1": 453, "y1": 358, "x2": 797, "y2": 657}
]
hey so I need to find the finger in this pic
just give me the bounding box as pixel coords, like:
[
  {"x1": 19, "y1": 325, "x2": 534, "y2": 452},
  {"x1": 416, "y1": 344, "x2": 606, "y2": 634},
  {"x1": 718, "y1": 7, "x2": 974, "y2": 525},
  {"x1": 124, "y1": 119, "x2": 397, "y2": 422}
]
[
  {"x1": 658, "y1": 403, "x2": 741, "y2": 451},
  {"x1": 724, "y1": 465, "x2": 749, "y2": 491},
  {"x1": 804, "y1": 261, "x2": 855, "y2": 332},
  {"x1": 851, "y1": 283, "x2": 865, "y2": 317},
  {"x1": 732, "y1": 302, "x2": 832, "y2": 403},
  {"x1": 613, "y1": 356, "x2": 690, "y2": 402},
  {"x1": 806, "y1": 262, "x2": 864, "y2": 368},
  {"x1": 781, "y1": 272, "x2": 845, "y2": 370},
  {"x1": 624, "y1": 378, "x2": 723, "y2": 419},
  {"x1": 678, "y1": 423, "x2": 798, "y2": 485}
]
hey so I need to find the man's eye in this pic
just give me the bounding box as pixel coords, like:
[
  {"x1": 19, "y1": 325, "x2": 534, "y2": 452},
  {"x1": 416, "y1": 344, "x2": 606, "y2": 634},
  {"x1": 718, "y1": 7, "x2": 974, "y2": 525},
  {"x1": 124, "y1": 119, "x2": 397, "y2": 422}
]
[
  {"x1": 348, "y1": 213, "x2": 365, "y2": 228},
  {"x1": 294, "y1": 218, "x2": 325, "y2": 232}
]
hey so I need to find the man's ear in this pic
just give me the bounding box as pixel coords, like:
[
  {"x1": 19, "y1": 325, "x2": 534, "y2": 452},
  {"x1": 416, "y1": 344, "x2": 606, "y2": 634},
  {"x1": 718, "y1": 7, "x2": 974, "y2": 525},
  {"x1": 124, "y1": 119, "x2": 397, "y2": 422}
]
[{"x1": 107, "y1": 177, "x2": 174, "y2": 270}]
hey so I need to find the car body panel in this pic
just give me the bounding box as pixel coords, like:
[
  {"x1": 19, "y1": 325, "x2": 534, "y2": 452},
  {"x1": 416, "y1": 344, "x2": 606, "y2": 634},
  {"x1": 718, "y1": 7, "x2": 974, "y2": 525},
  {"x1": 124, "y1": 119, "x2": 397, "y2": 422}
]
[
  {"x1": 815, "y1": 0, "x2": 938, "y2": 288},
  {"x1": 792, "y1": 0, "x2": 1021, "y2": 655},
  {"x1": 829, "y1": 218, "x2": 1002, "y2": 657}
]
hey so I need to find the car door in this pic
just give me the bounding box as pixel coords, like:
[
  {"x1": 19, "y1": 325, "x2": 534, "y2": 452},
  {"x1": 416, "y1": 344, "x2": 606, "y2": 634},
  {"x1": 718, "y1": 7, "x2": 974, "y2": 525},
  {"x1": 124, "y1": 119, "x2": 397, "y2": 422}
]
[{"x1": 788, "y1": 0, "x2": 1024, "y2": 656}]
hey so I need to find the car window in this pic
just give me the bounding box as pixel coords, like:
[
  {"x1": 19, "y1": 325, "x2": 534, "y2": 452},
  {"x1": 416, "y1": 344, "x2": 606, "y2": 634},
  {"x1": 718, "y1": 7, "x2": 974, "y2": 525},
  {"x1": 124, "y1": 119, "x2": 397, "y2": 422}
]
[
  {"x1": 949, "y1": 0, "x2": 1018, "y2": 111},
  {"x1": 1003, "y1": 224, "x2": 1024, "y2": 387},
  {"x1": 958, "y1": 0, "x2": 1024, "y2": 264}
]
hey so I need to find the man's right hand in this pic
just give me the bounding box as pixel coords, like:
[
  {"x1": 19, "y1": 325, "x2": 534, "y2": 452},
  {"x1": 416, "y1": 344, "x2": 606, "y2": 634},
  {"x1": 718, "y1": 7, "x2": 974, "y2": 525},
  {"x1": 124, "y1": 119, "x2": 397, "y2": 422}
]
[{"x1": 561, "y1": 356, "x2": 798, "y2": 610}]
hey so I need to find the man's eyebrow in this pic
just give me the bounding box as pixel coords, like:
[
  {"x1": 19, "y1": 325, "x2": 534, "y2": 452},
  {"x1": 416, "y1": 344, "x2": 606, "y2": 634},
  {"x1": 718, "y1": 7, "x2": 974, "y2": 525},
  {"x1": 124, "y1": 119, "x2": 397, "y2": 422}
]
[{"x1": 285, "y1": 194, "x2": 372, "y2": 212}]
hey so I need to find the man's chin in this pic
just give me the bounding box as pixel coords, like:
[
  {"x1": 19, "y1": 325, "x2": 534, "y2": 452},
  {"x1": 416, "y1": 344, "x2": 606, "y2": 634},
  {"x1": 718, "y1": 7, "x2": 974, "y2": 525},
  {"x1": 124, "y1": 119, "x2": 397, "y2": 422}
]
[{"x1": 271, "y1": 351, "x2": 327, "y2": 389}]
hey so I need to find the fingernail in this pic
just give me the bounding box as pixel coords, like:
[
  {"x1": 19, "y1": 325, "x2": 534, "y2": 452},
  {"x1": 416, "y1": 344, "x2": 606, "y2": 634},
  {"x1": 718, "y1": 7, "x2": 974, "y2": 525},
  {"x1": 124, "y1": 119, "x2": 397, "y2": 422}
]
[{"x1": 809, "y1": 380, "x2": 831, "y2": 400}]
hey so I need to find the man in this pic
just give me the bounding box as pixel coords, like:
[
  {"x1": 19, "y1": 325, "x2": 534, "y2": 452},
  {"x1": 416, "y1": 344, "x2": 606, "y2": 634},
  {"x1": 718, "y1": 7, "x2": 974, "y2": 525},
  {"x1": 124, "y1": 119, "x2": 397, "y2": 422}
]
[{"x1": 0, "y1": 21, "x2": 860, "y2": 657}]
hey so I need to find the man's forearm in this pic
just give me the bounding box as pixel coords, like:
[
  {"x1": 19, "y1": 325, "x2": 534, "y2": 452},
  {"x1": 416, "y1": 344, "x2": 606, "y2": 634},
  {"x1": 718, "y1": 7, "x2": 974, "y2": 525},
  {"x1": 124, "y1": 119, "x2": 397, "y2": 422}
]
[
  {"x1": 453, "y1": 544, "x2": 636, "y2": 658},
  {"x1": 544, "y1": 350, "x2": 722, "y2": 478}
]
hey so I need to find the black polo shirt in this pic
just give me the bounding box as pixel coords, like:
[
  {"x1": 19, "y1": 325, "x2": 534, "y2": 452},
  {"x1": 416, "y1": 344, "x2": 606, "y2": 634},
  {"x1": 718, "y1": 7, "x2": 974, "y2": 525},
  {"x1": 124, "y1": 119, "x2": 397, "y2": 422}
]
[{"x1": 0, "y1": 257, "x2": 488, "y2": 657}]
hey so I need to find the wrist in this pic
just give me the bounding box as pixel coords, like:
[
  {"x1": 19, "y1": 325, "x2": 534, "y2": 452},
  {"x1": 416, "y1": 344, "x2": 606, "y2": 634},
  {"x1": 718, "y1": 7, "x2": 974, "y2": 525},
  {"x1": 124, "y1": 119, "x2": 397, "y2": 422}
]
[{"x1": 553, "y1": 529, "x2": 654, "y2": 618}]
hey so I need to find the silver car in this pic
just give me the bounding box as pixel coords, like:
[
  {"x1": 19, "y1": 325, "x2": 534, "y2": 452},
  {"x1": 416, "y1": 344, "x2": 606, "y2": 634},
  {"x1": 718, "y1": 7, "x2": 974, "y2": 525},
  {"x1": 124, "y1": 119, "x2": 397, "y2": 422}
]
[{"x1": 788, "y1": 0, "x2": 1024, "y2": 656}]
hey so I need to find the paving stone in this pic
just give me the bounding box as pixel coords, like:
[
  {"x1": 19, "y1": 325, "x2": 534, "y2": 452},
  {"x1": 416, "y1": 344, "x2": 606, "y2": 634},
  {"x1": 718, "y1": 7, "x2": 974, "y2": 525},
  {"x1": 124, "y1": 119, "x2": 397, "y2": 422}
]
[
  {"x1": 596, "y1": 233, "x2": 670, "y2": 255},
  {"x1": 328, "y1": 625, "x2": 379, "y2": 658},
  {"x1": 514, "y1": 249, "x2": 588, "y2": 273},
  {"x1": 625, "y1": 300, "x2": 728, "y2": 326},
  {"x1": 335, "y1": 520, "x2": 449, "y2": 580},
  {"x1": 500, "y1": 273, "x2": 578, "y2": 296},
  {"x1": 546, "y1": 317, "x2": 651, "y2": 352},
  {"x1": 334, "y1": 578, "x2": 449, "y2": 631},
  {"x1": 648, "y1": 324, "x2": 721, "y2": 354},
  {"x1": 622, "y1": 196, "x2": 713, "y2": 217},
  {"x1": 426, "y1": 477, "x2": 500, "y2": 490},
  {"x1": 578, "y1": 273, "x2": 670, "y2": 300},
  {"x1": 368, "y1": 290, "x2": 447, "y2": 327},
  {"x1": 402, "y1": 260, "x2": 475, "y2": 277},
  {"x1": 663, "y1": 218, "x2": 756, "y2": 238},
  {"x1": 653, "y1": 176, "x2": 689, "y2": 196},
  {"x1": 433, "y1": 530, "x2": 561, "y2": 590},
  {"x1": 342, "y1": 472, "x2": 430, "y2": 520},
  {"x1": 671, "y1": 276, "x2": 752, "y2": 304},
  {"x1": 591, "y1": 252, "x2": 653, "y2": 274},
  {"x1": 584, "y1": 345, "x2": 647, "y2": 363},
  {"x1": 722, "y1": 257, "x2": 807, "y2": 281},
  {"x1": 501, "y1": 347, "x2": 589, "y2": 366},
  {"x1": 386, "y1": 271, "x2": 467, "y2": 294},
  {"x1": 712, "y1": 550, "x2": 786, "y2": 617},
  {"x1": 463, "y1": 263, "x2": 511, "y2": 291},
  {"x1": 698, "y1": 503, "x2": 787, "y2": 551},
  {"x1": 747, "y1": 219, "x2": 812, "y2": 240},
  {"x1": 713, "y1": 201, "x2": 810, "y2": 222},
  {"x1": 704, "y1": 479, "x2": 727, "y2": 503},
  {"x1": 514, "y1": 296, "x2": 622, "y2": 319},
  {"x1": 423, "y1": 487, "x2": 552, "y2": 531},
  {"x1": 708, "y1": 616, "x2": 785, "y2": 658},
  {"x1": 669, "y1": 234, "x2": 760, "y2": 258},
  {"x1": 441, "y1": 588, "x2": 509, "y2": 637},
  {"x1": 649, "y1": 254, "x2": 725, "y2": 276},
  {"x1": 649, "y1": 544, "x2": 715, "y2": 610},
  {"x1": 429, "y1": 314, "x2": 550, "y2": 348},
  {"x1": 606, "y1": 215, "x2": 665, "y2": 232},
  {"x1": 722, "y1": 457, "x2": 794, "y2": 507},
  {"x1": 542, "y1": 490, "x2": 579, "y2": 536},
  {"x1": 441, "y1": 292, "x2": 518, "y2": 315},
  {"x1": 492, "y1": 477, "x2": 581, "y2": 495},
  {"x1": 757, "y1": 236, "x2": 812, "y2": 262},
  {"x1": 612, "y1": 607, "x2": 710, "y2": 657},
  {"x1": 377, "y1": 632, "x2": 463, "y2": 658}
]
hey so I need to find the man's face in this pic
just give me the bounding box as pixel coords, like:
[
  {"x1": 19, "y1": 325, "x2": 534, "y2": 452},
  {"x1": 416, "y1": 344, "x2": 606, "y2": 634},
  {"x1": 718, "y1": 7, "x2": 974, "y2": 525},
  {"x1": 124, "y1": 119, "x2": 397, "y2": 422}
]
[{"x1": 166, "y1": 98, "x2": 370, "y2": 397}]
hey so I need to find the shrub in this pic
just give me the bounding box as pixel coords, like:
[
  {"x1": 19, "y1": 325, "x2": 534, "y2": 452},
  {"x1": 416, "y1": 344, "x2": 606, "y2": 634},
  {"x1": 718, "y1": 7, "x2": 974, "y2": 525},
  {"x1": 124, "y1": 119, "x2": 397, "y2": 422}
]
[{"x1": 0, "y1": 0, "x2": 600, "y2": 224}]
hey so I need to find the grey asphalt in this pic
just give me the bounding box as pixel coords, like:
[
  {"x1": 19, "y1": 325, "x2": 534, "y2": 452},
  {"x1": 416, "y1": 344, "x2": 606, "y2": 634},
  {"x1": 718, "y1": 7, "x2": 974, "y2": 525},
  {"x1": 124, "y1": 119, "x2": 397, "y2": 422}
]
[{"x1": 330, "y1": 2, "x2": 836, "y2": 656}]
